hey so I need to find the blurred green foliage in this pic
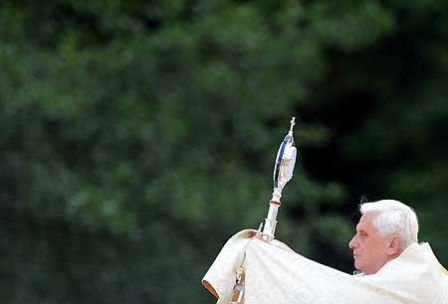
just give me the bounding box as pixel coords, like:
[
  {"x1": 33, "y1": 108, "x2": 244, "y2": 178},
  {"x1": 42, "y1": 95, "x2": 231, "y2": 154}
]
[{"x1": 1, "y1": 0, "x2": 448, "y2": 303}]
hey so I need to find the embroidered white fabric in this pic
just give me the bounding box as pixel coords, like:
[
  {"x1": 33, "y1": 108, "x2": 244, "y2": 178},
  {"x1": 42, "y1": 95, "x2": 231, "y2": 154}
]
[{"x1": 202, "y1": 230, "x2": 448, "y2": 304}]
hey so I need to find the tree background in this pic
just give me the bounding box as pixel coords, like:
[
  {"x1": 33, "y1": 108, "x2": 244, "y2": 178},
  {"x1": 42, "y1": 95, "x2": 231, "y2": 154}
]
[{"x1": 1, "y1": 0, "x2": 447, "y2": 303}]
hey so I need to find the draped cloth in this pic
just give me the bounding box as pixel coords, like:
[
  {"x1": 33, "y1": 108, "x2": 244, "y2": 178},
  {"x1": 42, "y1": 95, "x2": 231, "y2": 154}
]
[{"x1": 202, "y1": 230, "x2": 448, "y2": 304}]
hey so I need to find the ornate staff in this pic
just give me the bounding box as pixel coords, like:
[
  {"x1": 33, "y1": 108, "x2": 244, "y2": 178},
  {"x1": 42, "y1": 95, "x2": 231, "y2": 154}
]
[
  {"x1": 230, "y1": 118, "x2": 297, "y2": 304},
  {"x1": 261, "y1": 117, "x2": 297, "y2": 242}
]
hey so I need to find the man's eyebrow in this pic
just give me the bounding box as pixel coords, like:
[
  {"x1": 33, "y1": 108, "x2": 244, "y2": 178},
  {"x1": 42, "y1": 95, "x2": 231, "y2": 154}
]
[{"x1": 356, "y1": 226, "x2": 368, "y2": 234}]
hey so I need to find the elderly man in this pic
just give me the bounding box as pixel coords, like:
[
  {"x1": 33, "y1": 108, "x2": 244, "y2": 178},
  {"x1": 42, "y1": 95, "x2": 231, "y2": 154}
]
[
  {"x1": 348, "y1": 199, "x2": 419, "y2": 275},
  {"x1": 203, "y1": 199, "x2": 448, "y2": 303}
]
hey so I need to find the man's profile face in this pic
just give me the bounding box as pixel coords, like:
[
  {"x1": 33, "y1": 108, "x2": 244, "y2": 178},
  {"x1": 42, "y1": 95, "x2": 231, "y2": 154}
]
[{"x1": 348, "y1": 212, "x2": 392, "y2": 275}]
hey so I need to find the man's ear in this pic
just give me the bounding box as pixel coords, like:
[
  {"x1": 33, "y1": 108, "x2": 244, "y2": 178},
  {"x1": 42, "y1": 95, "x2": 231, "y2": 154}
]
[{"x1": 386, "y1": 235, "x2": 403, "y2": 256}]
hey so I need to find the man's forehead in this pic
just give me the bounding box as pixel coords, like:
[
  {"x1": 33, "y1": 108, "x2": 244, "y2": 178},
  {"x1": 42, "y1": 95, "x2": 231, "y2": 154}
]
[{"x1": 357, "y1": 212, "x2": 379, "y2": 230}]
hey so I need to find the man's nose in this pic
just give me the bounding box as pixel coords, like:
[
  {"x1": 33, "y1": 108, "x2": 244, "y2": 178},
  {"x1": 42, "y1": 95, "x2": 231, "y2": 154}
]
[{"x1": 348, "y1": 235, "x2": 358, "y2": 249}]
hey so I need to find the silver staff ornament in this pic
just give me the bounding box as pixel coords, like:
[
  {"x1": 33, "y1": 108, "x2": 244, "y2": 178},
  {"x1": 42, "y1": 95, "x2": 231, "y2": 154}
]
[{"x1": 261, "y1": 117, "x2": 297, "y2": 241}]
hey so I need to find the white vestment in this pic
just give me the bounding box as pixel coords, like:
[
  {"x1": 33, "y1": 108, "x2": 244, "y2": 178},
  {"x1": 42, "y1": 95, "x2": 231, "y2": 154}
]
[{"x1": 202, "y1": 230, "x2": 448, "y2": 304}]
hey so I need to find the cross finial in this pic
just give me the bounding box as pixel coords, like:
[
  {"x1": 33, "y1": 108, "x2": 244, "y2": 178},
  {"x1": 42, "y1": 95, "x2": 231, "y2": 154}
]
[{"x1": 289, "y1": 117, "x2": 296, "y2": 133}]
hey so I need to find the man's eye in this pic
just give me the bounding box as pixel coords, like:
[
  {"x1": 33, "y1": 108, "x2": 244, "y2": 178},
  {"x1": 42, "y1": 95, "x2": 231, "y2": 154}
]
[{"x1": 360, "y1": 232, "x2": 368, "y2": 238}]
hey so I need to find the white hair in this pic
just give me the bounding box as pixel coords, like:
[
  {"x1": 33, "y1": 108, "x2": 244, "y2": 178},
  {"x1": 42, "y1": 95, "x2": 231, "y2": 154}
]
[{"x1": 360, "y1": 199, "x2": 419, "y2": 248}]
